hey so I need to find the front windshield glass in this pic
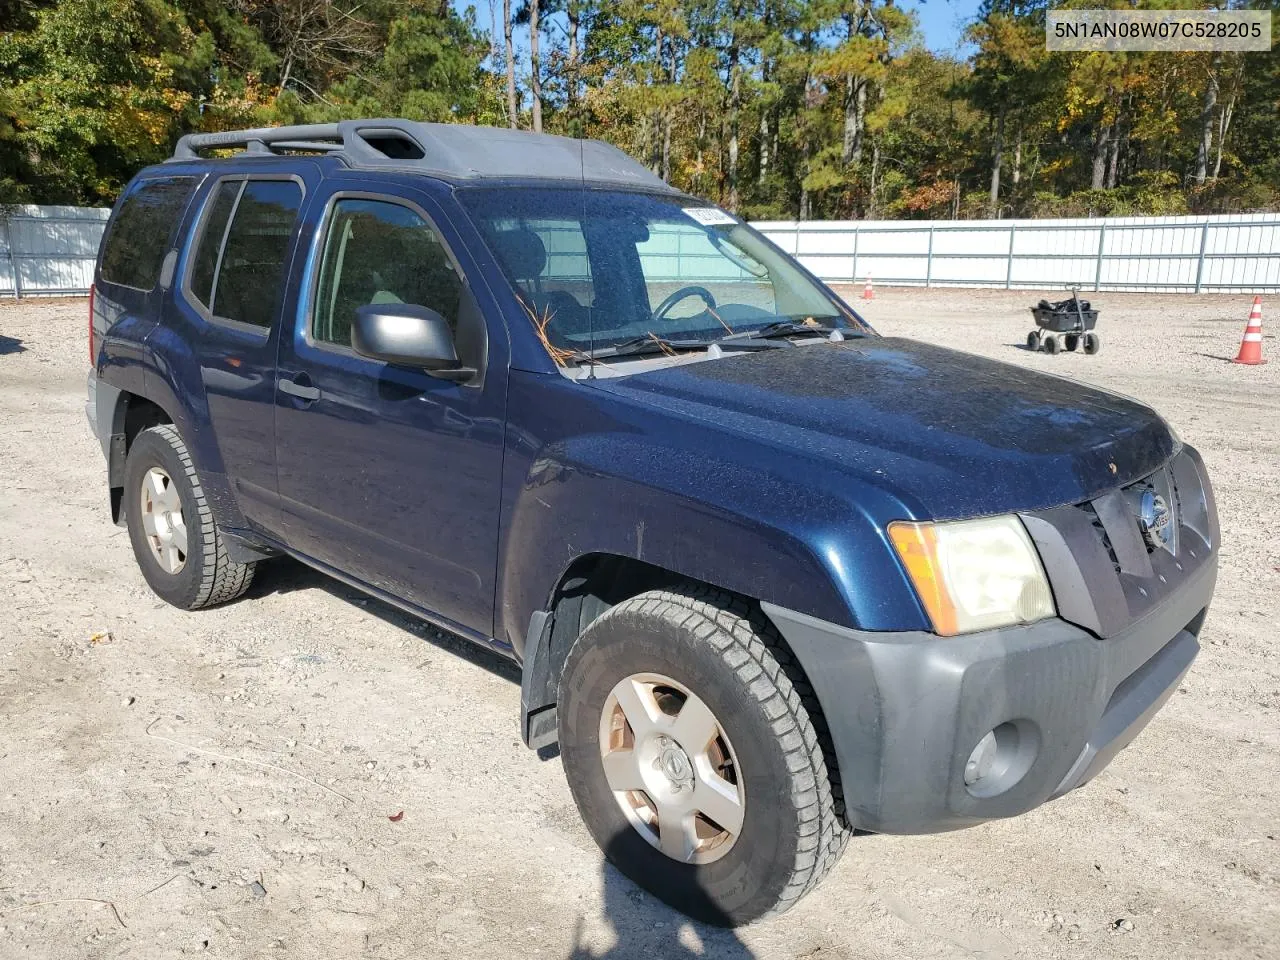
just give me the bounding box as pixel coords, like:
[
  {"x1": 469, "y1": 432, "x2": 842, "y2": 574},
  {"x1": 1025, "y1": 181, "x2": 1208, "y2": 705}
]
[{"x1": 459, "y1": 187, "x2": 868, "y2": 357}]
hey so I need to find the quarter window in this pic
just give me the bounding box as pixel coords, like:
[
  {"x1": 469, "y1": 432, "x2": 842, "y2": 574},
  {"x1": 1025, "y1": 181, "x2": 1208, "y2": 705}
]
[
  {"x1": 100, "y1": 177, "x2": 197, "y2": 290},
  {"x1": 188, "y1": 181, "x2": 238, "y2": 310},
  {"x1": 187, "y1": 179, "x2": 303, "y2": 329},
  {"x1": 313, "y1": 198, "x2": 462, "y2": 348}
]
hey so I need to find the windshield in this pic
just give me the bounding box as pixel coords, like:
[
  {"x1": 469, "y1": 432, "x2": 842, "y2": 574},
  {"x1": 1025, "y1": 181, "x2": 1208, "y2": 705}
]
[{"x1": 459, "y1": 187, "x2": 867, "y2": 357}]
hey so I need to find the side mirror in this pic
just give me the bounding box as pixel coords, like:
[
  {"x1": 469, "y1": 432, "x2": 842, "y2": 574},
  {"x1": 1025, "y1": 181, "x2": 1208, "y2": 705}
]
[{"x1": 352, "y1": 303, "x2": 468, "y2": 377}]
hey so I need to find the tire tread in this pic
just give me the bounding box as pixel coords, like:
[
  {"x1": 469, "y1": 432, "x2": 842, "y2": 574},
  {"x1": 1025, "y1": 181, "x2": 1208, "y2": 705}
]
[
  {"x1": 583, "y1": 583, "x2": 851, "y2": 920},
  {"x1": 137, "y1": 424, "x2": 256, "y2": 608}
]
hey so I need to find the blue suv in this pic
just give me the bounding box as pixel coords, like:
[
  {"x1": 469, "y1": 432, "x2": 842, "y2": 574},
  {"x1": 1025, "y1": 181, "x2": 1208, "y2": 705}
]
[{"x1": 86, "y1": 120, "x2": 1219, "y2": 925}]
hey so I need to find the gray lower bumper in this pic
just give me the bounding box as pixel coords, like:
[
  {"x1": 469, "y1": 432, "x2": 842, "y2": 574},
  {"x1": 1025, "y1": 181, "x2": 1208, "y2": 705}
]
[{"x1": 762, "y1": 555, "x2": 1216, "y2": 834}]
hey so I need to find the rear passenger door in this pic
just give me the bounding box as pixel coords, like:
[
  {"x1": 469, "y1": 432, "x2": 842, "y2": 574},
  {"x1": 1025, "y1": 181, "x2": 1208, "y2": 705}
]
[
  {"x1": 273, "y1": 181, "x2": 509, "y2": 638},
  {"x1": 168, "y1": 167, "x2": 317, "y2": 537}
]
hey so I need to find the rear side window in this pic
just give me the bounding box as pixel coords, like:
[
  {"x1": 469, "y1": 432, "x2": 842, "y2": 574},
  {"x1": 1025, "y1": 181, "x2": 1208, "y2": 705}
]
[
  {"x1": 100, "y1": 177, "x2": 196, "y2": 290},
  {"x1": 312, "y1": 198, "x2": 462, "y2": 347},
  {"x1": 186, "y1": 178, "x2": 303, "y2": 329},
  {"x1": 189, "y1": 181, "x2": 238, "y2": 309}
]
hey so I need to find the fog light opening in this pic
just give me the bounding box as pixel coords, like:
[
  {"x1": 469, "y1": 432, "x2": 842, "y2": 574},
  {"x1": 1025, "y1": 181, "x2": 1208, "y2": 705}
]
[{"x1": 963, "y1": 720, "x2": 1040, "y2": 798}]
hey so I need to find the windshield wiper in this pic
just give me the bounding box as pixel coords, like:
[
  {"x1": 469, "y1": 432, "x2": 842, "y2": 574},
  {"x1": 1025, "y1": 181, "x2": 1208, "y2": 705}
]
[
  {"x1": 586, "y1": 333, "x2": 785, "y2": 360},
  {"x1": 719, "y1": 319, "x2": 849, "y2": 342}
]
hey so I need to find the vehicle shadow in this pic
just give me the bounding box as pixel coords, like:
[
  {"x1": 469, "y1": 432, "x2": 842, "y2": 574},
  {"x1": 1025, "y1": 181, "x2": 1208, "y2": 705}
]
[
  {"x1": 566, "y1": 833, "x2": 758, "y2": 960},
  {"x1": 0, "y1": 334, "x2": 26, "y2": 355},
  {"x1": 247, "y1": 556, "x2": 521, "y2": 685}
]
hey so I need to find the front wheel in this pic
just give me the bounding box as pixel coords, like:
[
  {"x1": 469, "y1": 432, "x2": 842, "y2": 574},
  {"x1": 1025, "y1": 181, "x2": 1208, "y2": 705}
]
[
  {"x1": 1026, "y1": 331, "x2": 1041, "y2": 351},
  {"x1": 1083, "y1": 332, "x2": 1101, "y2": 355},
  {"x1": 557, "y1": 587, "x2": 849, "y2": 925},
  {"x1": 123, "y1": 424, "x2": 257, "y2": 609}
]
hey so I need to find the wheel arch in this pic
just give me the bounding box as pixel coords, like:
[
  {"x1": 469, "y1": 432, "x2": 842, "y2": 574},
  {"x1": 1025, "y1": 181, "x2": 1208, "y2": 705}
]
[
  {"x1": 518, "y1": 553, "x2": 841, "y2": 806},
  {"x1": 106, "y1": 391, "x2": 176, "y2": 524}
]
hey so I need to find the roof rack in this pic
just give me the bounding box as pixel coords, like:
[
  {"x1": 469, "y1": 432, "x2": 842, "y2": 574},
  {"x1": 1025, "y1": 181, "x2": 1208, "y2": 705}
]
[
  {"x1": 173, "y1": 123, "x2": 354, "y2": 160},
  {"x1": 167, "y1": 118, "x2": 678, "y2": 193}
]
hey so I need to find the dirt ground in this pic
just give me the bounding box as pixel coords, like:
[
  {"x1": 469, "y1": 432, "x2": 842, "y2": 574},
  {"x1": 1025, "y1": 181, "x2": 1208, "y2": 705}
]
[{"x1": 0, "y1": 287, "x2": 1277, "y2": 960}]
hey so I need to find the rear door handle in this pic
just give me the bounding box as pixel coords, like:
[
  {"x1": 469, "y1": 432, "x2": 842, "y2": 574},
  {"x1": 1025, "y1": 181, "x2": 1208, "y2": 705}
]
[{"x1": 278, "y1": 376, "x2": 321, "y2": 401}]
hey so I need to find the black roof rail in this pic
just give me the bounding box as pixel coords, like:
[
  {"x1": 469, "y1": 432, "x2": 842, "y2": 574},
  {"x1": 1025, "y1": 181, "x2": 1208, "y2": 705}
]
[{"x1": 171, "y1": 123, "x2": 352, "y2": 160}]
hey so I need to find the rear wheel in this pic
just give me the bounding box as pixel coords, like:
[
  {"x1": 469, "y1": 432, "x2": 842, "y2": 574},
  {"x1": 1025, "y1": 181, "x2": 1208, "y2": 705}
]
[
  {"x1": 1026, "y1": 331, "x2": 1041, "y2": 351},
  {"x1": 557, "y1": 586, "x2": 849, "y2": 926},
  {"x1": 1064, "y1": 333, "x2": 1079, "y2": 352},
  {"x1": 1083, "y1": 332, "x2": 1101, "y2": 355},
  {"x1": 1042, "y1": 334, "x2": 1059, "y2": 354},
  {"x1": 123, "y1": 424, "x2": 256, "y2": 609}
]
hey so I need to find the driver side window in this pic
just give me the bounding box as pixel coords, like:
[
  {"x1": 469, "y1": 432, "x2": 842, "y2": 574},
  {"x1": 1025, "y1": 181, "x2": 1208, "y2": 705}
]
[{"x1": 313, "y1": 197, "x2": 461, "y2": 347}]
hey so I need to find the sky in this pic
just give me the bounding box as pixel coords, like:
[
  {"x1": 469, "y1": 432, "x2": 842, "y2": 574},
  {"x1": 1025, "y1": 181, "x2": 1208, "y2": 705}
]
[
  {"x1": 453, "y1": 0, "x2": 986, "y2": 62},
  {"x1": 903, "y1": 0, "x2": 985, "y2": 55}
]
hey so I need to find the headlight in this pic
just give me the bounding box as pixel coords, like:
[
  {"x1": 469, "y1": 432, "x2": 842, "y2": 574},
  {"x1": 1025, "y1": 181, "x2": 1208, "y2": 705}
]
[{"x1": 888, "y1": 515, "x2": 1055, "y2": 636}]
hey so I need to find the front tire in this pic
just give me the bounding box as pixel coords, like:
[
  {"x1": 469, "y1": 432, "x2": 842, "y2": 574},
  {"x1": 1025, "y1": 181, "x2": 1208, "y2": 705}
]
[
  {"x1": 123, "y1": 424, "x2": 256, "y2": 609},
  {"x1": 557, "y1": 586, "x2": 849, "y2": 925}
]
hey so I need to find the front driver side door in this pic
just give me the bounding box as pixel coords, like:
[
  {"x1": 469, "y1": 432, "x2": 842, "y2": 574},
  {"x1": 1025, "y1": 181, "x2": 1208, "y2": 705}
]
[{"x1": 273, "y1": 183, "x2": 509, "y2": 639}]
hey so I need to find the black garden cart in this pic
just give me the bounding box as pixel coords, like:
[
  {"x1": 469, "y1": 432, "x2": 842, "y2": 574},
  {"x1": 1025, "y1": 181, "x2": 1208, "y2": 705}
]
[{"x1": 1027, "y1": 287, "x2": 1100, "y2": 355}]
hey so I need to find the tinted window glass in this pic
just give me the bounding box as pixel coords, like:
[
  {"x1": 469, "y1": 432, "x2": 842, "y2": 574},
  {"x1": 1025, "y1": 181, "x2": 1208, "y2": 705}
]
[
  {"x1": 313, "y1": 198, "x2": 462, "y2": 347},
  {"x1": 213, "y1": 180, "x2": 302, "y2": 328},
  {"x1": 461, "y1": 189, "x2": 851, "y2": 351},
  {"x1": 100, "y1": 177, "x2": 196, "y2": 290},
  {"x1": 189, "y1": 180, "x2": 240, "y2": 310}
]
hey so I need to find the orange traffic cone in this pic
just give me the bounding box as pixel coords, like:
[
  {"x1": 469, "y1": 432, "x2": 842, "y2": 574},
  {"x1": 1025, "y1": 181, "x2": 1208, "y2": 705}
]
[
  {"x1": 1233, "y1": 296, "x2": 1266, "y2": 365},
  {"x1": 862, "y1": 276, "x2": 874, "y2": 300}
]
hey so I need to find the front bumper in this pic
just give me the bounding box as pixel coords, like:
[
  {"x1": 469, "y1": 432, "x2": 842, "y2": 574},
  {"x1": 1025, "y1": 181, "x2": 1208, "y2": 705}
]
[{"x1": 762, "y1": 445, "x2": 1218, "y2": 834}]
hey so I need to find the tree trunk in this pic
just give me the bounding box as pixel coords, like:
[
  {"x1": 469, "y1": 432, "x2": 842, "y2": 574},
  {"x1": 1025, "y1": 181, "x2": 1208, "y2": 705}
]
[
  {"x1": 567, "y1": 2, "x2": 580, "y2": 109},
  {"x1": 842, "y1": 76, "x2": 866, "y2": 167},
  {"x1": 1214, "y1": 78, "x2": 1238, "y2": 180},
  {"x1": 695, "y1": 110, "x2": 706, "y2": 196},
  {"x1": 1106, "y1": 123, "x2": 1121, "y2": 190},
  {"x1": 988, "y1": 109, "x2": 1004, "y2": 217},
  {"x1": 1091, "y1": 122, "x2": 1110, "y2": 190},
  {"x1": 1011, "y1": 131, "x2": 1022, "y2": 187},
  {"x1": 651, "y1": 27, "x2": 665, "y2": 174},
  {"x1": 758, "y1": 110, "x2": 769, "y2": 187},
  {"x1": 503, "y1": 0, "x2": 517, "y2": 128},
  {"x1": 529, "y1": 0, "x2": 543, "y2": 133},
  {"x1": 727, "y1": 46, "x2": 741, "y2": 212},
  {"x1": 868, "y1": 144, "x2": 879, "y2": 217},
  {"x1": 1195, "y1": 65, "x2": 1219, "y2": 185}
]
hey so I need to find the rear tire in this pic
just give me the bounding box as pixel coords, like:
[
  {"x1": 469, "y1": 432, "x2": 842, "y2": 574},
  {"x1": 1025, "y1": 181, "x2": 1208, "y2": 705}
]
[
  {"x1": 123, "y1": 424, "x2": 257, "y2": 609},
  {"x1": 1083, "y1": 332, "x2": 1100, "y2": 355},
  {"x1": 1026, "y1": 331, "x2": 1041, "y2": 351},
  {"x1": 557, "y1": 585, "x2": 849, "y2": 926}
]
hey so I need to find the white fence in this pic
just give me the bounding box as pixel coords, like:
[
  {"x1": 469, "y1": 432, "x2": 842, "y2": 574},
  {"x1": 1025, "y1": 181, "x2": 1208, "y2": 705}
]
[
  {"x1": 1, "y1": 205, "x2": 110, "y2": 297},
  {"x1": 754, "y1": 213, "x2": 1280, "y2": 293},
  {"x1": 5, "y1": 205, "x2": 1280, "y2": 297}
]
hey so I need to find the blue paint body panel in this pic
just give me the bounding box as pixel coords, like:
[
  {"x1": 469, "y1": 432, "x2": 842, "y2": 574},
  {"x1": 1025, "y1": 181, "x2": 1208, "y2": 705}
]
[
  {"x1": 92, "y1": 156, "x2": 1179, "y2": 655},
  {"x1": 86, "y1": 133, "x2": 1218, "y2": 842}
]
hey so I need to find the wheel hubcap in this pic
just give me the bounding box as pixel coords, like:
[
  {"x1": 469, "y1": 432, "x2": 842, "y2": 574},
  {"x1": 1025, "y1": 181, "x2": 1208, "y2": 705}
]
[
  {"x1": 598, "y1": 672, "x2": 745, "y2": 864},
  {"x1": 139, "y1": 466, "x2": 188, "y2": 574}
]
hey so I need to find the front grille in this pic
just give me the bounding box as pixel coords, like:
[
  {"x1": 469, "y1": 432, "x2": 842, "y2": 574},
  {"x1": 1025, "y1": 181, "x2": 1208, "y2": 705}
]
[{"x1": 1075, "y1": 500, "x2": 1121, "y2": 576}]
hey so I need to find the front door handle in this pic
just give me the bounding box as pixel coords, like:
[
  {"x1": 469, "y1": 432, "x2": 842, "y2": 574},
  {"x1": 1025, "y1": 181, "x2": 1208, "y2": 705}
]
[{"x1": 278, "y1": 376, "x2": 321, "y2": 401}]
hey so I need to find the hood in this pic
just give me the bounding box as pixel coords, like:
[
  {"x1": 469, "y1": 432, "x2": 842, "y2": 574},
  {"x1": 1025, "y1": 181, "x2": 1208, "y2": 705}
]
[{"x1": 588, "y1": 337, "x2": 1176, "y2": 519}]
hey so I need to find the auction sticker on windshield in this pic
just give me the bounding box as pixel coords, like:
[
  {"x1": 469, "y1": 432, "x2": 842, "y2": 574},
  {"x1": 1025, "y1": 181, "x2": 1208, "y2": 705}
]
[{"x1": 684, "y1": 207, "x2": 737, "y2": 226}]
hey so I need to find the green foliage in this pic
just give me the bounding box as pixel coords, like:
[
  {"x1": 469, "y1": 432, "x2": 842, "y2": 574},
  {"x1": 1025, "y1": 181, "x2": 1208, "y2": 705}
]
[{"x1": 0, "y1": 0, "x2": 1275, "y2": 216}]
